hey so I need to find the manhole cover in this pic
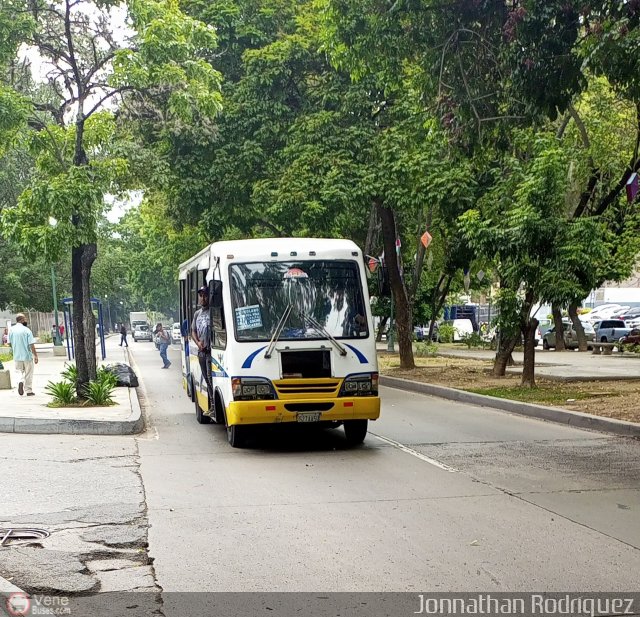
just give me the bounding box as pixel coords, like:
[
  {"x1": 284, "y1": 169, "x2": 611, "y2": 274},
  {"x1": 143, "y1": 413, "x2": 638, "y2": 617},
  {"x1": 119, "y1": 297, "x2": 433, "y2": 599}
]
[{"x1": 0, "y1": 528, "x2": 50, "y2": 546}]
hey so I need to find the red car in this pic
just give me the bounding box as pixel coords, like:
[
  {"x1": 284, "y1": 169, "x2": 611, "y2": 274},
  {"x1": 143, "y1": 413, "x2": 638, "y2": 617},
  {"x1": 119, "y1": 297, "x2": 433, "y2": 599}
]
[{"x1": 619, "y1": 329, "x2": 640, "y2": 348}]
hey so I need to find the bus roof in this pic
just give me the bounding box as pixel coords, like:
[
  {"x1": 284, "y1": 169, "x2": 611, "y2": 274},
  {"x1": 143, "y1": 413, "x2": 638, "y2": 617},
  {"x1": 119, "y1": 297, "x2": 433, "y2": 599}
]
[{"x1": 179, "y1": 238, "x2": 362, "y2": 277}]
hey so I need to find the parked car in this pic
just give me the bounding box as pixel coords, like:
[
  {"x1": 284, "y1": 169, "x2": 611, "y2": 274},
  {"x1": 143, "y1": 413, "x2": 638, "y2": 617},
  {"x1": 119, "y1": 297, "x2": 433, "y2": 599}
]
[
  {"x1": 542, "y1": 322, "x2": 595, "y2": 350},
  {"x1": 619, "y1": 329, "x2": 640, "y2": 348},
  {"x1": 171, "y1": 322, "x2": 181, "y2": 344},
  {"x1": 622, "y1": 313, "x2": 640, "y2": 329},
  {"x1": 132, "y1": 324, "x2": 153, "y2": 342},
  {"x1": 592, "y1": 319, "x2": 630, "y2": 343}
]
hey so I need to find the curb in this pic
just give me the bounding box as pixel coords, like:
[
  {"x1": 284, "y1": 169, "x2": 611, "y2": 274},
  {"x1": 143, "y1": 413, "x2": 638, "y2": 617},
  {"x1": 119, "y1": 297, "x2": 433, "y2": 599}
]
[
  {"x1": 0, "y1": 387, "x2": 144, "y2": 436},
  {"x1": 0, "y1": 338, "x2": 144, "y2": 436},
  {"x1": 380, "y1": 375, "x2": 640, "y2": 438},
  {"x1": 0, "y1": 572, "x2": 26, "y2": 598}
]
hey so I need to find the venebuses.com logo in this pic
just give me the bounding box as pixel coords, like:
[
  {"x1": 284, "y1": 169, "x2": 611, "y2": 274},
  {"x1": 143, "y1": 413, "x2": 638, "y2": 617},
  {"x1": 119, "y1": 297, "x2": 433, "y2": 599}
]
[{"x1": 5, "y1": 593, "x2": 30, "y2": 617}]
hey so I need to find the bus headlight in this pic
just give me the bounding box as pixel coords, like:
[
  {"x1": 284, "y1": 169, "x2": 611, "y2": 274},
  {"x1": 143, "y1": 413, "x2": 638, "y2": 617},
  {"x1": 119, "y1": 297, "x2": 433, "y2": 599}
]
[
  {"x1": 339, "y1": 373, "x2": 378, "y2": 397},
  {"x1": 232, "y1": 377, "x2": 276, "y2": 401}
]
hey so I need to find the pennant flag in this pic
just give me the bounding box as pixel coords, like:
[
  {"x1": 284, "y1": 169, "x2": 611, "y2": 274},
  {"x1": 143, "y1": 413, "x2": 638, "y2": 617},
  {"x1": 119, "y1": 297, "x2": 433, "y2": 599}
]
[
  {"x1": 420, "y1": 230, "x2": 432, "y2": 248},
  {"x1": 627, "y1": 172, "x2": 638, "y2": 203},
  {"x1": 368, "y1": 257, "x2": 378, "y2": 273}
]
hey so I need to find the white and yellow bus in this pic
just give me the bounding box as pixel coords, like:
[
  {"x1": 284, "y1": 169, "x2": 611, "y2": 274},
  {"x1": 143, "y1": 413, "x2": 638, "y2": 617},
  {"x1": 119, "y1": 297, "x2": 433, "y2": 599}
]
[{"x1": 178, "y1": 238, "x2": 380, "y2": 447}]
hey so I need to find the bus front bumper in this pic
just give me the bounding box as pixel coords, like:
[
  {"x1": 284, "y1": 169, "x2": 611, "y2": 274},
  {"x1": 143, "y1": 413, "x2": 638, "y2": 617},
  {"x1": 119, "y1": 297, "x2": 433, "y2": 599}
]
[{"x1": 226, "y1": 396, "x2": 380, "y2": 426}]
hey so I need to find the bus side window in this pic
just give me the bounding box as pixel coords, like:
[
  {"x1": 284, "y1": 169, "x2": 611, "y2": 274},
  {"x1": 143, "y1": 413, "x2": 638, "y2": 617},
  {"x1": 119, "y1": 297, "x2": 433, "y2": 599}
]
[
  {"x1": 211, "y1": 285, "x2": 226, "y2": 349},
  {"x1": 189, "y1": 270, "x2": 197, "y2": 326}
]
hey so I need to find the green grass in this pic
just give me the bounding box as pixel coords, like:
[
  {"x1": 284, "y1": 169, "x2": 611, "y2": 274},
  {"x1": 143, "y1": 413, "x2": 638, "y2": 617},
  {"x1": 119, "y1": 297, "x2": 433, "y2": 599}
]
[
  {"x1": 0, "y1": 351, "x2": 12, "y2": 363},
  {"x1": 465, "y1": 386, "x2": 603, "y2": 405}
]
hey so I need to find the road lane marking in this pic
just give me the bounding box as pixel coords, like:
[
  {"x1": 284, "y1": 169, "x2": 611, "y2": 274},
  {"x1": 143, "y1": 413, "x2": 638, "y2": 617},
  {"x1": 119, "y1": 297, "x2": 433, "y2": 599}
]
[{"x1": 371, "y1": 432, "x2": 458, "y2": 473}]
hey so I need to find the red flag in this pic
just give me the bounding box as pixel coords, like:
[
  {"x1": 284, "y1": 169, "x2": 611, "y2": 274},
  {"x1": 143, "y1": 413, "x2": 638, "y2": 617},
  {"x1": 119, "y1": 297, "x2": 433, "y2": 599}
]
[
  {"x1": 368, "y1": 257, "x2": 378, "y2": 273},
  {"x1": 421, "y1": 230, "x2": 432, "y2": 248}
]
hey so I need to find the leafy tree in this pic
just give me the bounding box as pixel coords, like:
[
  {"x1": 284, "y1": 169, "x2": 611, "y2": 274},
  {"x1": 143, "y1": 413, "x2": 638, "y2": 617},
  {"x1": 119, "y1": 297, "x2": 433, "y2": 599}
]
[
  {"x1": 117, "y1": 197, "x2": 206, "y2": 317},
  {"x1": 461, "y1": 132, "x2": 610, "y2": 386},
  {"x1": 0, "y1": 0, "x2": 220, "y2": 394}
]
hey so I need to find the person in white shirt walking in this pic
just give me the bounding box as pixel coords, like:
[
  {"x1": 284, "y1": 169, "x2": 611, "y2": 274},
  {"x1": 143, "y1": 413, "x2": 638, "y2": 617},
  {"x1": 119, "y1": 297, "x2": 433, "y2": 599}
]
[{"x1": 9, "y1": 314, "x2": 39, "y2": 396}]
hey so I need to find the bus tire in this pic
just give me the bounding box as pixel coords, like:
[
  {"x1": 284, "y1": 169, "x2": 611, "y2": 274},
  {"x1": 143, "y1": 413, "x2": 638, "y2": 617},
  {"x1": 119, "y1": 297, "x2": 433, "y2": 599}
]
[
  {"x1": 344, "y1": 419, "x2": 368, "y2": 445},
  {"x1": 227, "y1": 424, "x2": 248, "y2": 448},
  {"x1": 212, "y1": 392, "x2": 225, "y2": 424},
  {"x1": 194, "y1": 387, "x2": 211, "y2": 425}
]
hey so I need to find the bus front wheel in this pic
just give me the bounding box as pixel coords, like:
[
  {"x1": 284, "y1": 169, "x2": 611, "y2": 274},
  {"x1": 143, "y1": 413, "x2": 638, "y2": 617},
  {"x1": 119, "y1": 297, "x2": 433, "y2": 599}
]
[
  {"x1": 344, "y1": 419, "x2": 368, "y2": 445},
  {"x1": 227, "y1": 424, "x2": 249, "y2": 448}
]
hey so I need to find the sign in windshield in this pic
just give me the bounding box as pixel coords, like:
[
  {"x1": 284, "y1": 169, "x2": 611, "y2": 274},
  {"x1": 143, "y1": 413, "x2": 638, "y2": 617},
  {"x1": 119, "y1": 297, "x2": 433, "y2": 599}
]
[{"x1": 230, "y1": 260, "x2": 368, "y2": 341}]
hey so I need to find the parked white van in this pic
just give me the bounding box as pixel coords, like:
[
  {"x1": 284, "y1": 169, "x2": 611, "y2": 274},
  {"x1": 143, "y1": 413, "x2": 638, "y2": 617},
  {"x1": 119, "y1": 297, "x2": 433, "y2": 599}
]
[{"x1": 452, "y1": 318, "x2": 474, "y2": 341}]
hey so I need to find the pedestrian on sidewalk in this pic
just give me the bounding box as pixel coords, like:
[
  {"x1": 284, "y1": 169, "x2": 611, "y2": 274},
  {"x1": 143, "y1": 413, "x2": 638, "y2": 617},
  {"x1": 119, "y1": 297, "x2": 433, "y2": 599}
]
[
  {"x1": 8, "y1": 314, "x2": 39, "y2": 396},
  {"x1": 154, "y1": 323, "x2": 171, "y2": 369},
  {"x1": 119, "y1": 323, "x2": 129, "y2": 347}
]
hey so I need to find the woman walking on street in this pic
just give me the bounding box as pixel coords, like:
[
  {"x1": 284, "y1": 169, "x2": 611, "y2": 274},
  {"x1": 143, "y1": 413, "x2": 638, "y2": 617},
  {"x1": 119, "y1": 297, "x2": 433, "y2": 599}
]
[{"x1": 154, "y1": 323, "x2": 171, "y2": 369}]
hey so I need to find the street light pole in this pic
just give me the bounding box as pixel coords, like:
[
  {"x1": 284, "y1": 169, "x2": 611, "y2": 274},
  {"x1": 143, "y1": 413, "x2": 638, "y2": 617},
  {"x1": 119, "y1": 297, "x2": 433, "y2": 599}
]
[
  {"x1": 48, "y1": 216, "x2": 62, "y2": 347},
  {"x1": 51, "y1": 265, "x2": 61, "y2": 346},
  {"x1": 387, "y1": 293, "x2": 395, "y2": 352}
]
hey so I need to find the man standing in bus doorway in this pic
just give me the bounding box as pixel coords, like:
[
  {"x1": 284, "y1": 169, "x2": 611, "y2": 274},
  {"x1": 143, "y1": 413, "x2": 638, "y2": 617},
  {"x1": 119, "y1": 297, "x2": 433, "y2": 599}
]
[
  {"x1": 9, "y1": 314, "x2": 39, "y2": 396},
  {"x1": 192, "y1": 286, "x2": 213, "y2": 406}
]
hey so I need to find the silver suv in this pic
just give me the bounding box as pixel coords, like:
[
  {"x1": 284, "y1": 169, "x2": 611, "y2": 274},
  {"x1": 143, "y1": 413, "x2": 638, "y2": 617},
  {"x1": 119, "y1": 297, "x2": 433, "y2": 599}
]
[
  {"x1": 133, "y1": 324, "x2": 153, "y2": 342},
  {"x1": 542, "y1": 322, "x2": 595, "y2": 350}
]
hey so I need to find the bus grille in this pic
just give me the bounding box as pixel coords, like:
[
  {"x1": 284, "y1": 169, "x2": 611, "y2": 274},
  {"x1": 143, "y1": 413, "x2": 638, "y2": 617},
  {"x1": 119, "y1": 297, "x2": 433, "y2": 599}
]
[{"x1": 274, "y1": 380, "x2": 340, "y2": 398}]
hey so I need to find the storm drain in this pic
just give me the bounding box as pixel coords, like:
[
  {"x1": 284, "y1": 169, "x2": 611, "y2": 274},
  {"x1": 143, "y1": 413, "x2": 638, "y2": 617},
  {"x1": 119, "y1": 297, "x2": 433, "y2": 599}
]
[{"x1": 0, "y1": 528, "x2": 50, "y2": 546}]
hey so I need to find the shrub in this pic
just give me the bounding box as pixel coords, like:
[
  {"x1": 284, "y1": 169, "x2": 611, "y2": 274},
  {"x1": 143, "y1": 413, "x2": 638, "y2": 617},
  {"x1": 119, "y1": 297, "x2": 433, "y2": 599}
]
[
  {"x1": 82, "y1": 379, "x2": 116, "y2": 406},
  {"x1": 621, "y1": 343, "x2": 640, "y2": 354},
  {"x1": 414, "y1": 342, "x2": 438, "y2": 357},
  {"x1": 38, "y1": 331, "x2": 53, "y2": 343},
  {"x1": 45, "y1": 380, "x2": 76, "y2": 405},
  {"x1": 96, "y1": 367, "x2": 118, "y2": 388},
  {"x1": 461, "y1": 332, "x2": 485, "y2": 349},
  {"x1": 61, "y1": 363, "x2": 78, "y2": 384},
  {"x1": 438, "y1": 323, "x2": 455, "y2": 343}
]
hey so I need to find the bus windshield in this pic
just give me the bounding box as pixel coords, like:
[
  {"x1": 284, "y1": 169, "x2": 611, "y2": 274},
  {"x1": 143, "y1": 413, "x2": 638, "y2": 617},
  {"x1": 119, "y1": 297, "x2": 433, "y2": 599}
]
[{"x1": 230, "y1": 260, "x2": 368, "y2": 341}]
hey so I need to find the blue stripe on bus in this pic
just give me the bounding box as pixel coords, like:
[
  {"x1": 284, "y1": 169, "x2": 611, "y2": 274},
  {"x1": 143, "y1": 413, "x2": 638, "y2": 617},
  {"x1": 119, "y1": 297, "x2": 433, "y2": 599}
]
[
  {"x1": 211, "y1": 356, "x2": 229, "y2": 378},
  {"x1": 242, "y1": 346, "x2": 268, "y2": 369},
  {"x1": 345, "y1": 344, "x2": 368, "y2": 364}
]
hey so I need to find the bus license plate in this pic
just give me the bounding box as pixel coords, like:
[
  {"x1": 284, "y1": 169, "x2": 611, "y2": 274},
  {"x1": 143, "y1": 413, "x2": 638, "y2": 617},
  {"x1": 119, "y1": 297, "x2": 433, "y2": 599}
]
[{"x1": 297, "y1": 412, "x2": 321, "y2": 423}]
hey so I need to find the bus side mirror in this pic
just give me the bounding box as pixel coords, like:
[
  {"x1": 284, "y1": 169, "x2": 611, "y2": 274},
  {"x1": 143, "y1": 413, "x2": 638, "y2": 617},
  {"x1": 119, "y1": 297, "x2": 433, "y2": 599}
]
[
  {"x1": 210, "y1": 280, "x2": 223, "y2": 308},
  {"x1": 377, "y1": 266, "x2": 390, "y2": 297}
]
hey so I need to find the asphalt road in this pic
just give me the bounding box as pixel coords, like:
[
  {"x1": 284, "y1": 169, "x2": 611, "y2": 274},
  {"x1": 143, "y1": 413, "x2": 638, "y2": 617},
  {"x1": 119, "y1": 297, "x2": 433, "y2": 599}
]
[{"x1": 129, "y1": 339, "x2": 640, "y2": 593}]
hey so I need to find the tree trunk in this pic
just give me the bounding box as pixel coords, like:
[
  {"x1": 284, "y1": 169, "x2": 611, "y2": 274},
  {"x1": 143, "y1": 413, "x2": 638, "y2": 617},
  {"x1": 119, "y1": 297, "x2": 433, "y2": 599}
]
[
  {"x1": 521, "y1": 317, "x2": 539, "y2": 387},
  {"x1": 376, "y1": 315, "x2": 388, "y2": 342},
  {"x1": 364, "y1": 203, "x2": 379, "y2": 257},
  {"x1": 493, "y1": 333, "x2": 518, "y2": 376},
  {"x1": 568, "y1": 303, "x2": 588, "y2": 351},
  {"x1": 552, "y1": 304, "x2": 566, "y2": 351},
  {"x1": 376, "y1": 200, "x2": 414, "y2": 369},
  {"x1": 72, "y1": 242, "x2": 97, "y2": 396},
  {"x1": 428, "y1": 273, "x2": 452, "y2": 342}
]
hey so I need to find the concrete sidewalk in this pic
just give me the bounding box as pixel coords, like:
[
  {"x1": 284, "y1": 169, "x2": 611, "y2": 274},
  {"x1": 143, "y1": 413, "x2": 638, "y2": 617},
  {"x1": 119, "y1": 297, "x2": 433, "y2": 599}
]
[
  {"x1": 0, "y1": 338, "x2": 142, "y2": 435},
  {"x1": 378, "y1": 342, "x2": 640, "y2": 381}
]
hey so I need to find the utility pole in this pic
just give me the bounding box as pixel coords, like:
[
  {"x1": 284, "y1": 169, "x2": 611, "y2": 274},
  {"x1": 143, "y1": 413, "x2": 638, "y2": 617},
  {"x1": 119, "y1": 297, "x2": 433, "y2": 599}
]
[{"x1": 51, "y1": 264, "x2": 61, "y2": 346}]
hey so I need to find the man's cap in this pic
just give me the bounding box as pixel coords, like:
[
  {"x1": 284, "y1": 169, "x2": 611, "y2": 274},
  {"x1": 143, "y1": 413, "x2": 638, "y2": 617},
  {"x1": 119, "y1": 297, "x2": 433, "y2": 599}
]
[{"x1": 198, "y1": 286, "x2": 208, "y2": 295}]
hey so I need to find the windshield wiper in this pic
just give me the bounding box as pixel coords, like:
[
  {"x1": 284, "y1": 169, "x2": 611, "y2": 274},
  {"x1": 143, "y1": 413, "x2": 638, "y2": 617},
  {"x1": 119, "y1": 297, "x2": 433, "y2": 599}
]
[
  {"x1": 264, "y1": 303, "x2": 293, "y2": 359},
  {"x1": 301, "y1": 312, "x2": 348, "y2": 356}
]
